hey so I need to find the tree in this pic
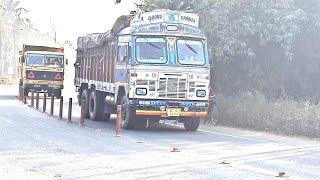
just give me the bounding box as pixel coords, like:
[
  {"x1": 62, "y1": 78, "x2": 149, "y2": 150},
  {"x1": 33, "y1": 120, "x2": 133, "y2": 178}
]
[{"x1": 143, "y1": 0, "x2": 320, "y2": 100}]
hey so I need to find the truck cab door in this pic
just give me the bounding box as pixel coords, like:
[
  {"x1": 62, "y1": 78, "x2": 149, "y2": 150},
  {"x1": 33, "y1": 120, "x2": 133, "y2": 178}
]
[{"x1": 115, "y1": 43, "x2": 129, "y2": 82}]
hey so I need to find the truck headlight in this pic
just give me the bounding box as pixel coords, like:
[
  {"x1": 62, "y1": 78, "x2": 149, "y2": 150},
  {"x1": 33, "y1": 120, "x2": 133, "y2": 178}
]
[
  {"x1": 196, "y1": 90, "x2": 206, "y2": 97},
  {"x1": 136, "y1": 88, "x2": 147, "y2": 95}
]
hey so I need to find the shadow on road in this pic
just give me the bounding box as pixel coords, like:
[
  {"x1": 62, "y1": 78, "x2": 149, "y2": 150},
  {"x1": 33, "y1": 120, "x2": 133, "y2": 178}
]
[
  {"x1": 0, "y1": 95, "x2": 16, "y2": 100},
  {"x1": 133, "y1": 123, "x2": 187, "y2": 133}
]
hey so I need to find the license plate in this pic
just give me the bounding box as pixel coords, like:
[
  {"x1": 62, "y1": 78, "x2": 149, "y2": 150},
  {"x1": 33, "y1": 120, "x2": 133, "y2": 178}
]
[{"x1": 166, "y1": 108, "x2": 181, "y2": 117}]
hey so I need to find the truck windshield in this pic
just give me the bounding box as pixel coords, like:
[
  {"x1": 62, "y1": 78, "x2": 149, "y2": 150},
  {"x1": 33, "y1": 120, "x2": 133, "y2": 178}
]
[
  {"x1": 46, "y1": 55, "x2": 64, "y2": 67},
  {"x1": 26, "y1": 53, "x2": 45, "y2": 66},
  {"x1": 136, "y1": 37, "x2": 167, "y2": 64},
  {"x1": 177, "y1": 39, "x2": 205, "y2": 66}
]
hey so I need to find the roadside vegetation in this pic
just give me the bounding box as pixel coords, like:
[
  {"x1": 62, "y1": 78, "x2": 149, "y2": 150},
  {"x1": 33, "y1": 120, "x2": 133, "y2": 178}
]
[
  {"x1": 0, "y1": 0, "x2": 56, "y2": 80},
  {"x1": 143, "y1": 0, "x2": 320, "y2": 138}
]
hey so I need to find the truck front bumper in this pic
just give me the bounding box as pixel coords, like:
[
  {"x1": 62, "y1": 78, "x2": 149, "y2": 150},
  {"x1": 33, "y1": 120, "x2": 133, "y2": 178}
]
[{"x1": 129, "y1": 99, "x2": 208, "y2": 117}]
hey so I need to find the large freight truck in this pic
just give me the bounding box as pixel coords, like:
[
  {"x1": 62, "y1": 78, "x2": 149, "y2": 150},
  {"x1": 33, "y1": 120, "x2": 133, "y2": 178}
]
[
  {"x1": 19, "y1": 45, "x2": 64, "y2": 97},
  {"x1": 74, "y1": 9, "x2": 210, "y2": 131}
]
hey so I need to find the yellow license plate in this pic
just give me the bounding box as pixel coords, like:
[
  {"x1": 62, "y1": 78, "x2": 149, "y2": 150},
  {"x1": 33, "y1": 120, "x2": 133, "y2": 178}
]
[{"x1": 166, "y1": 108, "x2": 181, "y2": 117}]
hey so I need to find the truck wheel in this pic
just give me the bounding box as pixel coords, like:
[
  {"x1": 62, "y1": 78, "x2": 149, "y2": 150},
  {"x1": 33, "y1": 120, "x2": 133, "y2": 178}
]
[
  {"x1": 54, "y1": 89, "x2": 61, "y2": 98},
  {"x1": 89, "y1": 91, "x2": 105, "y2": 121},
  {"x1": 80, "y1": 89, "x2": 90, "y2": 118},
  {"x1": 105, "y1": 113, "x2": 111, "y2": 121},
  {"x1": 183, "y1": 118, "x2": 200, "y2": 131},
  {"x1": 120, "y1": 96, "x2": 135, "y2": 130}
]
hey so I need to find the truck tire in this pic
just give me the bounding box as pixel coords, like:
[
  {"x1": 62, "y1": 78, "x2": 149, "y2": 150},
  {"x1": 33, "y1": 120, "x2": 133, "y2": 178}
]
[
  {"x1": 80, "y1": 89, "x2": 90, "y2": 118},
  {"x1": 120, "y1": 96, "x2": 135, "y2": 130},
  {"x1": 183, "y1": 118, "x2": 200, "y2": 131},
  {"x1": 54, "y1": 89, "x2": 62, "y2": 98},
  {"x1": 105, "y1": 113, "x2": 111, "y2": 121},
  {"x1": 89, "y1": 91, "x2": 105, "y2": 121}
]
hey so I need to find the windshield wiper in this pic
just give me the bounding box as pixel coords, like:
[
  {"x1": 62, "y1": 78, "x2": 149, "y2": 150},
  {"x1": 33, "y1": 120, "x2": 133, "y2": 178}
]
[
  {"x1": 144, "y1": 38, "x2": 161, "y2": 49},
  {"x1": 185, "y1": 43, "x2": 198, "y2": 54}
]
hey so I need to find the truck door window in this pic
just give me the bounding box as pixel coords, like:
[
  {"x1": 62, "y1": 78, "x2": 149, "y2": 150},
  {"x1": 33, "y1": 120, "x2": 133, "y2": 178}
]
[
  {"x1": 46, "y1": 55, "x2": 64, "y2": 67},
  {"x1": 118, "y1": 45, "x2": 128, "y2": 62},
  {"x1": 26, "y1": 53, "x2": 45, "y2": 66}
]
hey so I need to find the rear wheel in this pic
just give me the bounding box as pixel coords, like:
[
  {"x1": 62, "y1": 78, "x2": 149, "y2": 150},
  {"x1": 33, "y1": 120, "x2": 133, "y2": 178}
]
[
  {"x1": 183, "y1": 117, "x2": 200, "y2": 131},
  {"x1": 80, "y1": 89, "x2": 90, "y2": 118},
  {"x1": 120, "y1": 96, "x2": 136, "y2": 130},
  {"x1": 89, "y1": 91, "x2": 105, "y2": 121}
]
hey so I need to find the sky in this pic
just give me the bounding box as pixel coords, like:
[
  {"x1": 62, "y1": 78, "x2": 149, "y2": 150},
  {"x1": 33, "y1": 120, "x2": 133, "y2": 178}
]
[{"x1": 18, "y1": 0, "x2": 137, "y2": 44}]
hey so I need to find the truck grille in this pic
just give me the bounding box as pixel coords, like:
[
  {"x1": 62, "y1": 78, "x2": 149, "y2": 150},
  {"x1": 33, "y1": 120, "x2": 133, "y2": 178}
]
[{"x1": 159, "y1": 77, "x2": 187, "y2": 99}]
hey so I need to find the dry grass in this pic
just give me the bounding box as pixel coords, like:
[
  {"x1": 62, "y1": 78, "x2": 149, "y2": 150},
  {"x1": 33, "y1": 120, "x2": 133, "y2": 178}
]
[{"x1": 216, "y1": 92, "x2": 320, "y2": 138}]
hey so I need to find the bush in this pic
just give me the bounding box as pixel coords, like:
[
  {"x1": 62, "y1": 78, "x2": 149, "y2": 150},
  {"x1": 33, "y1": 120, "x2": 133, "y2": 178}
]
[{"x1": 216, "y1": 92, "x2": 320, "y2": 138}]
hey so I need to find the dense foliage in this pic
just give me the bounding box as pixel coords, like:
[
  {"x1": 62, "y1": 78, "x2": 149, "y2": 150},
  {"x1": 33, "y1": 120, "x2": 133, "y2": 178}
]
[
  {"x1": 143, "y1": 0, "x2": 320, "y2": 102},
  {"x1": 143, "y1": 0, "x2": 320, "y2": 137}
]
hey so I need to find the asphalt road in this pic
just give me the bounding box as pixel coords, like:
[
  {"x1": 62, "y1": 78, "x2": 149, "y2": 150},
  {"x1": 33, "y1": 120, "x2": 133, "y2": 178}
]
[{"x1": 0, "y1": 84, "x2": 320, "y2": 180}]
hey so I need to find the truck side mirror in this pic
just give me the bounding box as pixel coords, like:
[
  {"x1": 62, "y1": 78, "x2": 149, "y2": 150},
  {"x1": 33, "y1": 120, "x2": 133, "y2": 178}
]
[{"x1": 65, "y1": 59, "x2": 69, "y2": 65}]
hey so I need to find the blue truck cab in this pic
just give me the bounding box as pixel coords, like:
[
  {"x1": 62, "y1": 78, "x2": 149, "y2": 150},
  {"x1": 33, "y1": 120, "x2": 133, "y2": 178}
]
[{"x1": 75, "y1": 9, "x2": 210, "y2": 131}]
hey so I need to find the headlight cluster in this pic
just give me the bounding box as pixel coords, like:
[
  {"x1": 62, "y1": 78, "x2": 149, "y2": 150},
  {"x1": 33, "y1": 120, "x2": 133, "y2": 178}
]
[
  {"x1": 136, "y1": 88, "x2": 147, "y2": 95},
  {"x1": 196, "y1": 90, "x2": 206, "y2": 97}
]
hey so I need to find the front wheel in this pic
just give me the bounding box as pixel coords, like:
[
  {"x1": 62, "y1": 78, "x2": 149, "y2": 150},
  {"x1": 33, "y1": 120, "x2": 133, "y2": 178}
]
[
  {"x1": 183, "y1": 118, "x2": 200, "y2": 131},
  {"x1": 54, "y1": 89, "x2": 61, "y2": 98},
  {"x1": 120, "y1": 96, "x2": 136, "y2": 130}
]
